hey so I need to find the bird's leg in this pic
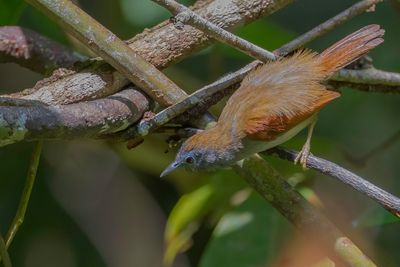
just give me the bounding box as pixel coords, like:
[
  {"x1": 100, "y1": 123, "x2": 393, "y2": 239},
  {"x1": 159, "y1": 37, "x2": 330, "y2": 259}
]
[{"x1": 294, "y1": 116, "x2": 318, "y2": 169}]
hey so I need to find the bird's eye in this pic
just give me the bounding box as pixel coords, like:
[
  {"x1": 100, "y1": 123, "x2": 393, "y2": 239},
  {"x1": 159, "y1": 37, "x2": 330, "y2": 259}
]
[{"x1": 185, "y1": 156, "x2": 194, "y2": 164}]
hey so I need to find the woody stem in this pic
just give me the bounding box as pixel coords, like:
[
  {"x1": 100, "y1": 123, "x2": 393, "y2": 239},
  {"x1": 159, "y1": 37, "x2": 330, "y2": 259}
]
[
  {"x1": 152, "y1": 0, "x2": 276, "y2": 62},
  {"x1": 264, "y1": 147, "x2": 400, "y2": 217},
  {"x1": 234, "y1": 155, "x2": 377, "y2": 267}
]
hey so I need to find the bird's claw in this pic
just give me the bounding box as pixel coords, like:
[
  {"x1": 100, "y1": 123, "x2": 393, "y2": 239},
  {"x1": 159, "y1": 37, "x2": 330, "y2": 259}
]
[
  {"x1": 294, "y1": 146, "x2": 310, "y2": 169},
  {"x1": 294, "y1": 117, "x2": 316, "y2": 170}
]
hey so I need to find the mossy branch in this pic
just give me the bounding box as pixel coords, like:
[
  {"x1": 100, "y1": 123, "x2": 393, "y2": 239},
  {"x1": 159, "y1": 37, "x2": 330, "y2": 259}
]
[{"x1": 235, "y1": 156, "x2": 377, "y2": 267}]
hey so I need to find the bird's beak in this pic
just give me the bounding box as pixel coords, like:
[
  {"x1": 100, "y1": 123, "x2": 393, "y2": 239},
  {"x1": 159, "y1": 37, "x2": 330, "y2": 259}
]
[{"x1": 160, "y1": 161, "x2": 180, "y2": 178}]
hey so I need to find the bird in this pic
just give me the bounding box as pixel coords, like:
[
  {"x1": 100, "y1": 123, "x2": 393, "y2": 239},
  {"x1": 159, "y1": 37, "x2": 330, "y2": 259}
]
[{"x1": 160, "y1": 25, "x2": 384, "y2": 177}]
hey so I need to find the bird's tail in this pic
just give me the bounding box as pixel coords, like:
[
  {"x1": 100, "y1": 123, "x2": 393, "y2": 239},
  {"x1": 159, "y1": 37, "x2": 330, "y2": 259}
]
[{"x1": 319, "y1": 24, "x2": 384, "y2": 76}]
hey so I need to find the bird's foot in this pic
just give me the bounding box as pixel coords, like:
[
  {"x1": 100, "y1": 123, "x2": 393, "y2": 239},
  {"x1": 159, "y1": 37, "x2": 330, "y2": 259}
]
[
  {"x1": 294, "y1": 144, "x2": 311, "y2": 169},
  {"x1": 294, "y1": 115, "x2": 317, "y2": 169}
]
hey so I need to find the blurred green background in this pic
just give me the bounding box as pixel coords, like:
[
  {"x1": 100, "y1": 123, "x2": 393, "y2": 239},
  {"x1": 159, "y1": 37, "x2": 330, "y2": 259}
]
[{"x1": 0, "y1": 0, "x2": 399, "y2": 266}]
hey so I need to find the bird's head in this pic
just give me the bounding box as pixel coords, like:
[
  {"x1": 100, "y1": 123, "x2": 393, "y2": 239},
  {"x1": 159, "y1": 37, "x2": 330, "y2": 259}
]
[{"x1": 160, "y1": 128, "x2": 238, "y2": 177}]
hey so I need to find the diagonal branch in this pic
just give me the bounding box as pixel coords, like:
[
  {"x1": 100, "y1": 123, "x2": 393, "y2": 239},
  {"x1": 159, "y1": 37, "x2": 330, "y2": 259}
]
[
  {"x1": 2, "y1": 1, "x2": 381, "y2": 265},
  {"x1": 1, "y1": 0, "x2": 397, "y2": 146},
  {"x1": 0, "y1": 26, "x2": 84, "y2": 75},
  {"x1": 10, "y1": 0, "x2": 292, "y2": 106},
  {"x1": 234, "y1": 156, "x2": 377, "y2": 267},
  {"x1": 0, "y1": 141, "x2": 43, "y2": 265},
  {"x1": 0, "y1": 0, "x2": 293, "y2": 145},
  {"x1": 123, "y1": 61, "x2": 259, "y2": 138},
  {"x1": 265, "y1": 147, "x2": 400, "y2": 217},
  {"x1": 25, "y1": 0, "x2": 189, "y2": 107},
  {"x1": 125, "y1": 4, "x2": 378, "y2": 266},
  {"x1": 124, "y1": 0, "x2": 387, "y2": 140},
  {"x1": 152, "y1": 0, "x2": 276, "y2": 62},
  {"x1": 0, "y1": 233, "x2": 11, "y2": 267},
  {"x1": 274, "y1": 0, "x2": 382, "y2": 56}
]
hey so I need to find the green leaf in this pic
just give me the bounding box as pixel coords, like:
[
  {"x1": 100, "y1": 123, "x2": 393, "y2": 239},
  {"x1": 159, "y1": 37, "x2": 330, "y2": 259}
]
[
  {"x1": 164, "y1": 183, "x2": 216, "y2": 266},
  {"x1": 0, "y1": 0, "x2": 26, "y2": 25},
  {"x1": 199, "y1": 193, "x2": 288, "y2": 267},
  {"x1": 164, "y1": 170, "x2": 246, "y2": 266}
]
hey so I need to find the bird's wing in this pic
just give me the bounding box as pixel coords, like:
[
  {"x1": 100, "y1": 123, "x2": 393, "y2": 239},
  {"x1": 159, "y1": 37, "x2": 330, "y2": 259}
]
[{"x1": 218, "y1": 50, "x2": 340, "y2": 141}]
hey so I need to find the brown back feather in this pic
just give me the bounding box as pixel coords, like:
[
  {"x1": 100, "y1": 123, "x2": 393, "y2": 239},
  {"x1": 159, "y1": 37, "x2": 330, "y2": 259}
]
[
  {"x1": 185, "y1": 25, "x2": 384, "y2": 149},
  {"x1": 223, "y1": 25, "x2": 383, "y2": 142}
]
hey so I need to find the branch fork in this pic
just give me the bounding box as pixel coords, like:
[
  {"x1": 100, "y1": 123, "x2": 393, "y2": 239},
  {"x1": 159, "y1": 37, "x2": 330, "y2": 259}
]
[{"x1": 1, "y1": 0, "x2": 399, "y2": 266}]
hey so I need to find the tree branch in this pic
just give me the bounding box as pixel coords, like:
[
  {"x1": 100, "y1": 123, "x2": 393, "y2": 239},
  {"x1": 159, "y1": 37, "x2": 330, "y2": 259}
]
[
  {"x1": 0, "y1": 233, "x2": 11, "y2": 267},
  {"x1": 25, "y1": 0, "x2": 188, "y2": 107},
  {"x1": 1, "y1": 0, "x2": 397, "y2": 146},
  {"x1": 329, "y1": 68, "x2": 400, "y2": 93},
  {"x1": 124, "y1": 61, "x2": 259, "y2": 138},
  {"x1": 234, "y1": 156, "x2": 377, "y2": 267},
  {"x1": 0, "y1": 26, "x2": 84, "y2": 75},
  {"x1": 10, "y1": 0, "x2": 292, "y2": 106},
  {"x1": 0, "y1": 142, "x2": 42, "y2": 265},
  {"x1": 124, "y1": 0, "x2": 387, "y2": 140},
  {"x1": 264, "y1": 147, "x2": 400, "y2": 217},
  {"x1": 274, "y1": 0, "x2": 382, "y2": 56},
  {"x1": 125, "y1": 3, "x2": 378, "y2": 265},
  {"x1": 128, "y1": 65, "x2": 400, "y2": 140},
  {"x1": 2, "y1": 1, "x2": 382, "y2": 265},
  {"x1": 0, "y1": 0, "x2": 290, "y2": 147},
  {"x1": 0, "y1": 87, "x2": 149, "y2": 146},
  {"x1": 152, "y1": 0, "x2": 276, "y2": 62}
]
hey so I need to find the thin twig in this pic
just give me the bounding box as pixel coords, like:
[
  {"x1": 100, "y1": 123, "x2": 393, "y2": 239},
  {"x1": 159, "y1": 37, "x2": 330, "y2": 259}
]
[
  {"x1": 22, "y1": 1, "x2": 379, "y2": 264},
  {"x1": 146, "y1": 2, "x2": 379, "y2": 264},
  {"x1": 5, "y1": 142, "x2": 43, "y2": 249},
  {"x1": 264, "y1": 147, "x2": 400, "y2": 218},
  {"x1": 124, "y1": 61, "x2": 260, "y2": 138},
  {"x1": 0, "y1": 232, "x2": 11, "y2": 267},
  {"x1": 152, "y1": 0, "x2": 276, "y2": 62},
  {"x1": 330, "y1": 68, "x2": 400, "y2": 93},
  {"x1": 126, "y1": 65, "x2": 400, "y2": 140},
  {"x1": 275, "y1": 0, "x2": 382, "y2": 56},
  {"x1": 0, "y1": 142, "x2": 42, "y2": 265},
  {"x1": 125, "y1": 0, "x2": 386, "y2": 139}
]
